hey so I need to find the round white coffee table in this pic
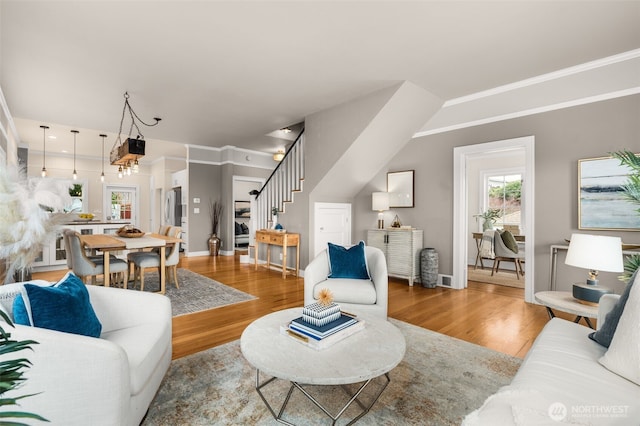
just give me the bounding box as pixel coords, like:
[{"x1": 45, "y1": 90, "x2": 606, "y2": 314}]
[{"x1": 241, "y1": 308, "x2": 406, "y2": 425}]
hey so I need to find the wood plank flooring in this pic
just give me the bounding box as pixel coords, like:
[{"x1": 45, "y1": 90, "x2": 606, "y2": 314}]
[{"x1": 33, "y1": 253, "x2": 585, "y2": 360}]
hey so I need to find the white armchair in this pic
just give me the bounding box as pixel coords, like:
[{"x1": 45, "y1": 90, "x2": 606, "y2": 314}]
[
  {"x1": 0, "y1": 282, "x2": 172, "y2": 426},
  {"x1": 304, "y1": 246, "x2": 388, "y2": 319}
]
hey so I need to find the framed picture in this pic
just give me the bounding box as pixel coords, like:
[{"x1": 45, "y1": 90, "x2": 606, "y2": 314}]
[
  {"x1": 387, "y1": 170, "x2": 414, "y2": 208},
  {"x1": 578, "y1": 155, "x2": 640, "y2": 230}
]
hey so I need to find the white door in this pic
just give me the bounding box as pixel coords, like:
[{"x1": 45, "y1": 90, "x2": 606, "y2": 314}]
[
  {"x1": 314, "y1": 202, "x2": 351, "y2": 257},
  {"x1": 104, "y1": 184, "x2": 139, "y2": 226}
]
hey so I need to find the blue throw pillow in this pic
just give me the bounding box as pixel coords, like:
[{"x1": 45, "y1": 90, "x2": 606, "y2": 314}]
[
  {"x1": 13, "y1": 272, "x2": 102, "y2": 338},
  {"x1": 327, "y1": 241, "x2": 370, "y2": 280},
  {"x1": 589, "y1": 267, "x2": 638, "y2": 348}
]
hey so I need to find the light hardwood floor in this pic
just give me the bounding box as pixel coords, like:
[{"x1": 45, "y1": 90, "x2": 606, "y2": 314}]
[{"x1": 33, "y1": 253, "x2": 584, "y2": 360}]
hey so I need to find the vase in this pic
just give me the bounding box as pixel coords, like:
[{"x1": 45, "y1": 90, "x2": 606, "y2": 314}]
[
  {"x1": 208, "y1": 234, "x2": 221, "y2": 256},
  {"x1": 482, "y1": 219, "x2": 493, "y2": 231},
  {"x1": 420, "y1": 248, "x2": 438, "y2": 288},
  {"x1": 272, "y1": 215, "x2": 278, "y2": 229}
]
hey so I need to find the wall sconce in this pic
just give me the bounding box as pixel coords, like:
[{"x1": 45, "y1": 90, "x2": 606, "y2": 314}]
[
  {"x1": 372, "y1": 192, "x2": 389, "y2": 229},
  {"x1": 273, "y1": 149, "x2": 285, "y2": 162},
  {"x1": 565, "y1": 233, "x2": 623, "y2": 305}
]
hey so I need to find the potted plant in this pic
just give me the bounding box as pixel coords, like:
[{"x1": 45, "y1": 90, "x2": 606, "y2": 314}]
[
  {"x1": 611, "y1": 149, "x2": 640, "y2": 281},
  {"x1": 69, "y1": 183, "x2": 83, "y2": 197},
  {"x1": 473, "y1": 208, "x2": 502, "y2": 231},
  {"x1": 208, "y1": 200, "x2": 223, "y2": 256},
  {"x1": 0, "y1": 312, "x2": 48, "y2": 424}
]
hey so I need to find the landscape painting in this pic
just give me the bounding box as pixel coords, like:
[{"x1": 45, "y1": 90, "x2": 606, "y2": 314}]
[{"x1": 579, "y1": 156, "x2": 640, "y2": 230}]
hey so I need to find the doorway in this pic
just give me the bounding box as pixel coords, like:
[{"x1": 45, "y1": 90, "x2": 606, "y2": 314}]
[
  {"x1": 313, "y1": 202, "x2": 352, "y2": 257},
  {"x1": 233, "y1": 176, "x2": 265, "y2": 256},
  {"x1": 453, "y1": 136, "x2": 535, "y2": 303}
]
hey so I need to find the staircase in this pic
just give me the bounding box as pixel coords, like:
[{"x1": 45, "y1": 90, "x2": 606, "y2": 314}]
[{"x1": 254, "y1": 130, "x2": 305, "y2": 230}]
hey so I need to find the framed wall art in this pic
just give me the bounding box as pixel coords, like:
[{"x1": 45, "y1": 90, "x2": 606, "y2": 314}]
[
  {"x1": 387, "y1": 170, "x2": 414, "y2": 208},
  {"x1": 578, "y1": 155, "x2": 640, "y2": 231}
]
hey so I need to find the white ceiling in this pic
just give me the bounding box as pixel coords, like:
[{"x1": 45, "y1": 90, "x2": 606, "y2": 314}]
[{"x1": 1, "y1": 1, "x2": 639, "y2": 163}]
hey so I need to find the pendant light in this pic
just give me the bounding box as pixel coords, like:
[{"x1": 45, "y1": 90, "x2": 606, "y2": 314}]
[
  {"x1": 71, "y1": 130, "x2": 79, "y2": 180},
  {"x1": 99, "y1": 134, "x2": 107, "y2": 182},
  {"x1": 40, "y1": 125, "x2": 49, "y2": 177},
  {"x1": 118, "y1": 165, "x2": 123, "y2": 179}
]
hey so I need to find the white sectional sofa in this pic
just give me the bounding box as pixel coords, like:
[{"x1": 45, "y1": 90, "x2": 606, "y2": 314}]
[
  {"x1": 464, "y1": 293, "x2": 640, "y2": 425},
  {"x1": 0, "y1": 280, "x2": 172, "y2": 426}
]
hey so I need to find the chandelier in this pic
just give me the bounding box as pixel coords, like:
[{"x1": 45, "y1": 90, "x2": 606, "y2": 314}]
[{"x1": 110, "y1": 92, "x2": 161, "y2": 174}]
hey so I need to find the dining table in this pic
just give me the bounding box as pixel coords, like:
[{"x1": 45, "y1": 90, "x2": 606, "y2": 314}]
[{"x1": 79, "y1": 233, "x2": 181, "y2": 294}]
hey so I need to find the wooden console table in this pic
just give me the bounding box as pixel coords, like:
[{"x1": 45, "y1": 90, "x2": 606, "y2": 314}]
[{"x1": 254, "y1": 229, "x2": 300, "y2": 279}]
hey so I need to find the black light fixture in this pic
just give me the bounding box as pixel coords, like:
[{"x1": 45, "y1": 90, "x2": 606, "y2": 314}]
[
  {"x1": 40, "y1": 125, "x2": 49, "y2": 177},
  {"x1": 99, "y1": 133, "x2": 107, "y2": 182},
  {"x1": 71, "y1": 129, "x2": 79, "y2": 180},
  {"x1": 110, "y1": 92, "x2": 161, "y2": 171}
]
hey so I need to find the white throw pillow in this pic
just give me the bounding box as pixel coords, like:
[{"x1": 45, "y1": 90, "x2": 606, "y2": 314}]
[{"x1": 599, "y1": 269, "x2": 640, "y2": 386}]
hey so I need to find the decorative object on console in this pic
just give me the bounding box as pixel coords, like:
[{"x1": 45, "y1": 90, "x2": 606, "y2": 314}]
[
  {"x1": 208, "y1": 200, "x2": 223, "y2": 256},
  {"x1": 109, "y1": 92, "x2": 161, "y2": 174},
  {"x1": 387, "y1": 170, "x2": 414, "y2": 208},
  {"x1": 473, "y1": 208, "x2": 502, "y2": 231},
  {"x1": 317, "y1": 288, "x2": 334, "y2": 306},
  {"x1": 271, "y1": 206, "x2": 279, "y2": 229},
  {"x1": 391, "y1": 214, "x2": 402, "y2": 228},
  {"x1": 565, "y1": 233, "x2": 623, "y2": 305},
  {"x1": 372, "y1": 191, "x2": 389, "y2": 229}
]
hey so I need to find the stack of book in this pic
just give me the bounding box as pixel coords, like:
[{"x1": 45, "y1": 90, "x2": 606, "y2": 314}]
[{"x1": 280, "y1": 304, "x2": 365, "y2": 350}]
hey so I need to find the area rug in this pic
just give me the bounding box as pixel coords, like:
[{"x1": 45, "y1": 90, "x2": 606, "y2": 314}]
[
  {"x1": 143, "y1": 319, "x2": 521, "y2": 425},
  {"x1": 467, "y1": 266, "x2": 525, "y2": 289},
  {"x1": 132, "y1": 268, "x2": 257, "y2": 317}
]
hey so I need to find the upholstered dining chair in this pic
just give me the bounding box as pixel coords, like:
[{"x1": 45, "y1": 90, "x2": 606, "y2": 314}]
[
  {"x1": 63, "y1": 229, "x2": 129, "y2": 286},
  {"x1": 304, "y1": 245, "x2": 388, "y2": 319},
  {"x1": 129, "y1": 226, "x2": 181, "y2": 291},
  {"x1": 491, "y1": 229, "x2": 524, "y2": 279}
]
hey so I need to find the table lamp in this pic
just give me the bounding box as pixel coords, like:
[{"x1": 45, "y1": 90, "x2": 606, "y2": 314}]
[
  {"x1": 565, "y1": 233, "x2": 623, "y2": 305},
  {"x1": 372, "y1": 192, "x2": 389, "y2": 229}
]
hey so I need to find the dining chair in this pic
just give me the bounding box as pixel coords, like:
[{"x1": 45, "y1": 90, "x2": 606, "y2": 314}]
[
  {"x1": 130, "y1": 226, "x2": 181, "y2": 291},
  {"x1": 63, "y1": 229, "x2": 129, "y2": 286},
  {"x1": 491, "y1": 230, "x2": 524, "y2": 279}
]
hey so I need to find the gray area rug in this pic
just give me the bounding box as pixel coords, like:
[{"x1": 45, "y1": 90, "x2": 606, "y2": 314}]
[
  {"x1": 133, "y1": 268, "x2": 257, "y2": 317},
  {"x1": 143, "y1": 319, "x2": 521, "y2": 425}
]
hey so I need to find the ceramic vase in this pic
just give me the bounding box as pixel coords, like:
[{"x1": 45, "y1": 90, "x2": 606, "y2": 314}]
[{"x1": 420, "y1": 248, "x2": 439, "y2": 288}]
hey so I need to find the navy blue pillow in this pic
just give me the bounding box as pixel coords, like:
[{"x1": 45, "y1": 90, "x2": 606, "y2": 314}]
[
  {"x1": 327, "y1": 241, "x2": 370, "y2": 280},
  {"x1": 589, "y1": 268, "x2": 638, "y2": 348},
  {"x1": 13, "y1": 272, "x2": 102, "y2": 338}
]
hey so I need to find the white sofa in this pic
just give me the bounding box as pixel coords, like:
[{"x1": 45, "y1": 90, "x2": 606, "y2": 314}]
[
  {"x1": 304, "y1": 246, "x2": 388, "y2": 319},
  {"x1": 0, "y1": 281, "x2": 172, "y2": 426},
  {"x1": 464, "y1": 294, "x2": 640, "y2": 425}
]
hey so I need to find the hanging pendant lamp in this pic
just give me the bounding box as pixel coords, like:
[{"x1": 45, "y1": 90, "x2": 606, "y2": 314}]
[
  {"x1": 100, "y1": 134, "x2": 107, "y2": 182},
  {"x1": 71, "y1": 130, "x2": 79, "y2": 180},
  {"x1": 40, "y1": 125, "x2": 49, "y2": 177}
]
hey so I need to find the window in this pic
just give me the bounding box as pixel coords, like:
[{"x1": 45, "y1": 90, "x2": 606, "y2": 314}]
[
  {"x1": 105, "y1": 185, "x2": 139, "y2": 225},
  {"x1": 483, "y1": 171, "x2": 523, "y2": 231}
]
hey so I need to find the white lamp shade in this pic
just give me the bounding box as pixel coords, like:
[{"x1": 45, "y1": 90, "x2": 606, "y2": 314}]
[
  {"x1": 372, "y1": 192, "x2": 389, "y2": 211},
  {"x1": 565, "y1": 233, "x2": 623, "y2": 273}
]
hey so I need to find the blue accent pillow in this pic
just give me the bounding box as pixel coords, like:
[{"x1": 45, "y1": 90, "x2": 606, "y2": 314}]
[
  {"x1": 13, "y1": 272, "x2": 102, "y2": 338},
  {"x1": 327, "y1": 241, "x2": 370, "y2": 280},
  {"x1": 589, "y1": 268, "x2": 638, "y2": 348}
]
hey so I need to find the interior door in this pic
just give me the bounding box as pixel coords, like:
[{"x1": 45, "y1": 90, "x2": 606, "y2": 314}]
[{"x1": 314, "y1": 202, "x2": 351, "y2": 257}]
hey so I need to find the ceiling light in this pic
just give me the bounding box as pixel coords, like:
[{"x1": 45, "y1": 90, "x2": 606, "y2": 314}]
[
  {"x1": 40, "y1": 125, "x2": 49, "y2": 177},
  {"x1": 281, "y1": 127, "x2": 292, "y2": 133},
  {"x1": 71, "y1": 129, "x2": 79, "y2": 180},
  {"x1": 110, "y1": 91, "x2": 161, "y2": 167},
  {"x1": 273, "y1": 149, "x2": 285, "y2": 162},
  {"x1": 117, "y1": 165, "x2": 123, "y2": 179},
  {"x1": 100, "y1": 134, "x2": 107, "y2": 182},
  {"x1": 48, "y1": 135, "x2": 57, "y2": 140},
  {"x1": 132, "y1": 159, "x2": 139, "y2": 174}
]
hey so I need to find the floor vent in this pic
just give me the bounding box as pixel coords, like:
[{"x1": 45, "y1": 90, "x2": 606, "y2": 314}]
[{"x1": 440, "y1": 275, "x2": 452, "y2": 287}]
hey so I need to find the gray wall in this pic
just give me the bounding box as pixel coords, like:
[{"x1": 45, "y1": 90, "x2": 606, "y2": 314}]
[{"x1": 353, "y1": 94, "x2": 640, "y2": 294}]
